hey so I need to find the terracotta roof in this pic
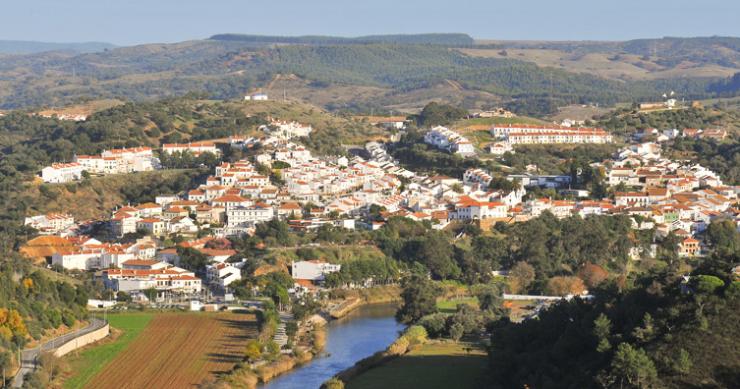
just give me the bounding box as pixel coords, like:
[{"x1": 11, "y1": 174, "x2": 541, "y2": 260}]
[
  {"x1": 212, "y1": 195, "x2": 248, "y2": 203},
  {"x1": 122, "y1": 259, "x2": 161, "y2": 267}
]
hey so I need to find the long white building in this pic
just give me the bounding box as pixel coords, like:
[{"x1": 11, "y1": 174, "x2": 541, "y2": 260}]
[
  {"x1": 491, "y1": 124, "x2": 613, "y2": 145},
  {"x1": 75, "y1": 146, "x2": 159, "y2": 174},
  {"x1": 507, "y1": 129, "x2": 613, "y2": 145},
  {"x1": 162, "y1": 141, "x2": 220, "y2": 156}
]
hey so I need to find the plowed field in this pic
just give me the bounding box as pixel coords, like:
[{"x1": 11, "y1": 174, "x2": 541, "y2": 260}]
[{"x1": 84, "y1": 311, "x2": 258, "y2": 389}]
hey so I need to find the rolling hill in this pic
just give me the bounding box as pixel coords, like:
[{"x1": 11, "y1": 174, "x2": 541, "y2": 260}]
[{"x1": 0, "y1": 34, "x2": 737, "y2": 115}]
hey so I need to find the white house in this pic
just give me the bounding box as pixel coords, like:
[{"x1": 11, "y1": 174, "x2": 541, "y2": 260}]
[
  {"x1": 291, "y1": 260, "x2": 341, "y2": 282},
  {"x1": 424, "y1": 126, "x2": 476, "y2": 156},
  {"x1": 453, "y1": 196, "x2": 508, "y2": 220},
  {"x1": 615, "y1": 192, "x2": 650, "y2": 207},
  {"x1": 41, "y1": 162, "x2": 84, "y2": 183},
  {"x1": 206, "y1": 262, "x2": 243, "y2": 287},
  {"x1": 226, "y1": 205, "x2": 274, "y2": 226},
  {"x1": 24, "y1": 213, "x2": 75, "y2": 234},
  {"x1": 52, "y1": 248, "x2": 103, "y2": 270},
  {"x1": 244, "y1": 93, "x2": 268, "y2": 101}
]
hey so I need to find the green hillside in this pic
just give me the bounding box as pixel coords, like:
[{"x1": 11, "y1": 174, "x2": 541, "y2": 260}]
[{"x1": 0, "y1": 36, "x2": 738, "y2": 115}]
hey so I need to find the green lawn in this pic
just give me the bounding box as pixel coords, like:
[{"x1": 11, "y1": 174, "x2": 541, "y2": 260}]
[
  {"x1": 63, "y1": 313, "x2": 153, "y2": 389},
  {"x1": 436, "y1": 297, "x2": 478, "y2": 314},
  {"x1": 453, "y1": 116, "x2": 548, "y2": 127},
  {"x1": 347, "y1": 341, "x2": 489, "y2": 389}
]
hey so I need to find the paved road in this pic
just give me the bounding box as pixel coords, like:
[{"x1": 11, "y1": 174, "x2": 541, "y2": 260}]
[{"x1": 12, "y1": 318, "x2": 107, "y2": 388}]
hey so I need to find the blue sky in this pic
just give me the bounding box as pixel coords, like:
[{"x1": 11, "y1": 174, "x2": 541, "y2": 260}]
[{"x1": 1, "y1": 0, "x2": 738, "y2": 45}]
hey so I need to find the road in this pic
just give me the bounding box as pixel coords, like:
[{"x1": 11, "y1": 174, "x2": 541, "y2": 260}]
[{"x1": 11, "y1": 317, "x2": 107, "y2": 388}]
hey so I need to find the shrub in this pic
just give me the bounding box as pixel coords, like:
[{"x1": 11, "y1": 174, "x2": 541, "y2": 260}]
[
  {"x1": 403, "y1": 325, "x2": 428, "y2": 345},
  {"x1": 419, "y1": 313, "x2": 448, "y2": 338},
  {"x1": 387, "y1": 336, "x2": 410, "y2": 355},
  {"x1": 322, "y1": 377, "x2": 345, "y2": 389}
]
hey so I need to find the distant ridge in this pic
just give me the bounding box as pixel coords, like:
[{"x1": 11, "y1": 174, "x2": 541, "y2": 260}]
[
  {"x1": 0, "y1": 40, "x2": 116, "y2": 55},
  {"x1": 209, "y1": 33, "x2": 474, "y2": 46}
]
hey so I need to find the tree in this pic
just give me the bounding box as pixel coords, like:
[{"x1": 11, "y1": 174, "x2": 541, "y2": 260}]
[
  {"x1": 632, "y1": 313, "x2": 655, "y2": 343},
  {"x1": 546, "y1": 276, "x2": 586, "y2": 296},
  {"x1": 508, "y1": 261, "x2": 535, "y2": 294},
  {"x1": 176, "y1": 247, "x2": 209, "y2": 275},
  {"x1": 416, "y1": 102, "x2": 467, "y2": 127},
  {"x1": 410, "y1": 233, "x2": 459, "y2": 280},
  {"x1": 0, "y1": 349, "x2": 12, "y2": 384},
  {"x1": 447, "y1": 304, "x2": 484, "y2": 335},
  {"x1": 263, "y1": 281, "x2": 289, "y2": 308},
  {"x1": 706, "y1": 219, "x2": 740, "y2": 256},
  {"x1": 143, "y1": 287, "x2": 158, "y2": 302},
  {"x1": 474, "y1": 283, "x2": 505, "y2": 313},
  {"x1": 670, "y1": 348, "x2": 692, "y2": 376},
  {"x1": 692, "y1": 275, "x2": 725, "y2": 295},
  {"x1": 419, "y1": 313, "x2": 447, "y2": 338},
  {"x1": 449, "y1": 322, "x2": 464, "y2": 342},
  {"x1": 396, "y1": 275, "x2": 440, "y2": 324},
  {"x1": 578, "y1": 262, "x2": 609, "y2": 288},
  {"x1": 116, "y1": 291, "x2": 132, "y2": 302},
  {"x1": 593, "y1": 313, "x2": 612, "y2": 352},
  {"x1": 608, "y1": 343, "x2": 658, "y2": 389}
]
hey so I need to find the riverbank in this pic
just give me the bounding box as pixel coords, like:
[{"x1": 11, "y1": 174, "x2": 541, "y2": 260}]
[
  {"x1": 261, "y1": 303, "x2": 402, "y2": 389},
  {"x1": 327, "y1": 285, "x2": 401, "y2": 319},
  {"x1": 209, "y1": 311, "x2": 327, "y2": 389},
  {"x1": 329, "y1": 294, "x2": 494, "y2": 389},
  {"x1": 329, "y1": 325, "x2": 426, "y2": 386},
  {"x1": 209, "y1": 287, "x2": 401, "y2": 388},
  {"x1": 343, "y1": 340, "x2": 489, "y2": 389}
]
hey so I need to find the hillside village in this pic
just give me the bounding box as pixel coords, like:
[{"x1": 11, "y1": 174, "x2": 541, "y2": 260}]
[
  {"x1": 20, "y1": 112, "x2": 740, "y2": 304},
  {"x1": 0, "y1": 24, "x2": 739, "y2": 389}
]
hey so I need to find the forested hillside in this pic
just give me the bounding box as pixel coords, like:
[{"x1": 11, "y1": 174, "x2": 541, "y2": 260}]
[
  {"x1": 0, "y1": 257, "x2": 90, "y2": 384},
  {"x1": 0, "y1": 36, "x2": 738, "y2": 115},
  {"x1": 489, "y1": 251, "x2": 740, "y2": 389}
]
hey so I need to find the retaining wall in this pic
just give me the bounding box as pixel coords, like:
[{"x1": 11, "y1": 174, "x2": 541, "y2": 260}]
[{"x1": 53, "y1": 323, "x2": 110, "y2": 357}]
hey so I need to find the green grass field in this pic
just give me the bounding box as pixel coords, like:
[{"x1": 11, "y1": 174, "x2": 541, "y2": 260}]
[
  {"x1": 453, "y1": 116, "x2": 548, "y2": 128},
  {"x1": 346, "y1": 341, "x2": 489, "y2": 389},
  {"x1": 436, "y1": 297, "x2": 479, "y2": 314},
  {"x1": 63, "y1": 313, "x2": 153, "y2": 389}
]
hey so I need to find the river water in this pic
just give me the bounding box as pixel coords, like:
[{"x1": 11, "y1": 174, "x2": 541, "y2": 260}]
[{"x1": 261, "y1": 303, "x2": 404, "y2": 389}]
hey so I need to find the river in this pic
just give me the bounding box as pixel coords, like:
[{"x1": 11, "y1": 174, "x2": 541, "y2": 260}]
[{"x1": 261, "y1": 303, "x2": 404, "y2": 389}]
